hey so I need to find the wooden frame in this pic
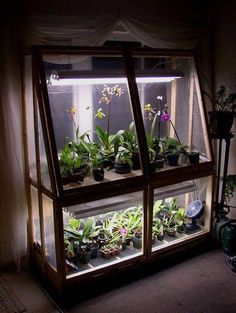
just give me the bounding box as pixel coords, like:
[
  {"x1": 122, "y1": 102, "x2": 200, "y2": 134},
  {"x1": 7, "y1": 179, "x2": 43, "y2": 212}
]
[{"x1": 24, "y1": 46, "x2": 215, "y2": 294}]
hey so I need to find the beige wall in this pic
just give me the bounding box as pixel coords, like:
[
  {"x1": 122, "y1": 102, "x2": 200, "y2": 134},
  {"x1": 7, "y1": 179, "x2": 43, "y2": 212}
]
[{"x1": 213, "y1": 0, "x2": 236, "y2": 211}]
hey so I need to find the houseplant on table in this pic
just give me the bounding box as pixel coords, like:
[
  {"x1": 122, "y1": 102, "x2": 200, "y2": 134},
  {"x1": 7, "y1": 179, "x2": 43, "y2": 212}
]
[{"x1": 208, "y1": 85, "x2": 236, "y2": 137}]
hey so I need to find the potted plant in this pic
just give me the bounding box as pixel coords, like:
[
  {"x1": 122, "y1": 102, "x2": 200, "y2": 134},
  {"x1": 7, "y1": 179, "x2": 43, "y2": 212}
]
[
  {"x1": 162, "y1": 137, "x2": 180, "y2": 166},
  {"x1": 155, "y1": 149, "x2": 165, "y2": 169},
  {"x1": 207, "y1": 85, "x2": 236, "y2": 137},
  {"x1": 114, "y1": 149, "x2": 133, "y2": 174},
  {"x1": 162, "y1": 213, "x2": 177, "y2": 237},
  {"x1": 88, "y1": 143, "x2": 106, "y2": 181},
  {"x1": 144, "y1": 96, "x2": 185, "y2": 168},
  {"x1": 223, "y1": 175, "x2": 236, "y2": 206},
  {"x1": 144, "y1": 105, "x2": 163, "y2": 172},
  {"x1": 59, "y1": 141, "x2": 89, "y2": 185},
  {"x1": 152, "y1": 220, "x2": 164, "y2": 242},
  {"x1": 117, "y1": 122, "x2": 140, "y2": 170},
  {"x1": 132, "y1": 230, "x2": 142, "y2": 249},
  {"x1": 129, "y1": 208, "x2": 143, "y2": 249},
  {"x1": 148, "y1": 138, "x2": 165, "y2": 170},
  {"x1": 156, "y1": 225, "x2": 164, "y2": 241},
  {"x1": 178, "y1": 143, "x2": 189, "y2": 165},
  {"x1": 121, "y1": 206, "x2": 143, "y2": 248},
  {"x1": 174, "y1": 207, "x2": 186, "y2": 233},
  {"x1": 100, "y1": 243, "x2": 121, "y2": 258},
  {"x1": 92, "y1": 85, "x2": 124, "y2": 168},
  {"x1": 91, "y1": 155, "x2": 105, "y2": 181},
  {"x1": 188, "y1": 151, "x2": 200, "y2": 165},
  {"x1": 77, "y1": 245, "x2": 92, "y2": 264},
  {"x1": 95, "y1": 125, "x2": 120, "y2": 169},
  {"x1": 64, "y1": 216, "x2": 100, "y2": 262},
  {"x1": 164, "y1": 223, "x2": 176, "y2": 237},
  {"x1": 159, "y1": 198, "x2": 179, "y2": 236},
  {"x1": 64, "y1": 238, "x2": 78, "y2": 266},
  {"x1": 148, "y1": 147, "x2": 157, "y2": 173},
  {"x1": 108, "y1": 211, "x2": 133, "y2": 250}
]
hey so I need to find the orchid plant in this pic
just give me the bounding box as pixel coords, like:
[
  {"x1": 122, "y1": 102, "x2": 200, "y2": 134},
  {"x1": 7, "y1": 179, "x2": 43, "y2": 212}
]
[
  {"x1": 95, "y1": 85, "x2": 123, "y2": 140},
  {"x1": 65, "y1": 105, "x2": 80, "y2": 143},
  {"x1": 144, "y1": 95, "x2": 180, "y2": 143}
]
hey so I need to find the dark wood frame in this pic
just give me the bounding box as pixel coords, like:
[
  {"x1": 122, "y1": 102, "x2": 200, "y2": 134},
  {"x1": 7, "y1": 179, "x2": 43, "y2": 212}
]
[{"x1": 25, "y1": 46, "x2": 214, "y2": 293}]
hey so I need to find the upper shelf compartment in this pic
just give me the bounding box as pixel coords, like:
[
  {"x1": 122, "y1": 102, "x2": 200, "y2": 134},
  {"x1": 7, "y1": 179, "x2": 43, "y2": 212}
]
[
  {"x1": 33, "y1": 47, "x2": 213, "y2": 196},
  {"x1": 133, "y1": 54, "x2": 212, "y2": 169}
]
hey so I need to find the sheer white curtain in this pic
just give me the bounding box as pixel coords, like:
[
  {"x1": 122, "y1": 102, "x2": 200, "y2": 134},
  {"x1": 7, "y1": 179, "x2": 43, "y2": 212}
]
[
  {"x1": 0, "y1": 17, "x2": 27, "y2": 268},
  {"x1": 121, "y1": 16, "x2": 202, "y2": 49},
  {"x1": 17, "y1": 15, "x2": 119, "y2": 50},
  {"x1": 0, "y1": 12, "x2": 211, "y2": 267},
  {"x1": 17, "y1": 14, "x2": 204, "y2": 50}
]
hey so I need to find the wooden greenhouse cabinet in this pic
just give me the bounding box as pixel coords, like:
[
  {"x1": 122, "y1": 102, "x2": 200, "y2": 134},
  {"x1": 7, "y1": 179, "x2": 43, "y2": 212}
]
[{"x1": 24, "y1": 46, "x2": 214, "y2": 295}]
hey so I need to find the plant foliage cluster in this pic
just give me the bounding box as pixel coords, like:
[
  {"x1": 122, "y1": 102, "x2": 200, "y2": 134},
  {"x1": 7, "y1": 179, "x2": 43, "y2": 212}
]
[{"x1": 64, "y1": 197, "x2": 187, "y2": 266}]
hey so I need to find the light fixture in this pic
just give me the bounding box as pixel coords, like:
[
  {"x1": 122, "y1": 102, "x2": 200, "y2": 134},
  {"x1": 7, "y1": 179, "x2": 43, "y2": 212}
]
[{"x1": 49, "y1": 76, "x2": 181, "y2": 86}]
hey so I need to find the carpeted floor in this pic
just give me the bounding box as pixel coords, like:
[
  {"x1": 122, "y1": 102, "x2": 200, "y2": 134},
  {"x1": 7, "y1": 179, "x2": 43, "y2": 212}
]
[
  {"x1": 0, "y1": 276, "x2": 27, "y2": 313},
  {"x1": 63, "y1": 248, "x2": 236, "y2": 313},
  {"x1": 1, "y1": 248, "x2": 236, "y2": 313},
  {"x1": 0, "y1": 271, "x2": 61, "y2": 313}
]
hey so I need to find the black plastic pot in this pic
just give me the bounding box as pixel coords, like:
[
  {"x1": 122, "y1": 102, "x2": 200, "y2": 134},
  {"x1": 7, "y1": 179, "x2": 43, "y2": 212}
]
[
  {"x1": 92, "y1": 168, "x2": 104, "y2": 181},
  {"x1": 188, "y1": 152, "x2": 200, "y2": 165},
  {"x1": 114, "y1": 162, "x2": 132, "y2": 174},
  {"x1": 166, "y1": 153, "x2": 179, "y2": 166},
  {"x1": 132, "y1": 235, "x2": 142, "y2": 249},
  {"x1": 131, "y1": 152, "x2": 141, "y2": 170},
  {"x1": 208, "y1": 111, "x2": 235, "y2": 138},
  {"x1": 149, "y1": 162, "x2": 156, "y2": 173},
  {"x1": 78, "y1": 247, "x2": 92, "y2": 264},
  {"x1": 97, "y1": 233, "x2": 109, "y2": 248},
  {"x1": 87, "y1": 242, "x2": 99, "y2": 259},
  {"x1": 61, "y1": 172, "x2": 84, "y2": 185},
  {"x1": 155, "y1": 158, "x2": 165, "y2": 169}
]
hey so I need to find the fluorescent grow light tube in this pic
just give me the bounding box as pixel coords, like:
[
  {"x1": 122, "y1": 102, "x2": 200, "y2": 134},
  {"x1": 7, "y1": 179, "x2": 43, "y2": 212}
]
[{"x1": 49, "y1": 76, "x2": 181, "y2": 86}]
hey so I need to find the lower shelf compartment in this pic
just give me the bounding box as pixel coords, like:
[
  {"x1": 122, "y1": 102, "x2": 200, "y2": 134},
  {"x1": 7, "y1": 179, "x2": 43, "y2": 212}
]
[{"x1": 66, "y1": 227, "x2": 208, "y2": 279}]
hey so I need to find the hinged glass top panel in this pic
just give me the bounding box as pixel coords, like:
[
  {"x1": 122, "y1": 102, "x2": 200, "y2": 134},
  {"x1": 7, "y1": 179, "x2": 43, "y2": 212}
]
[{"x1": 43, "y1": 53, "x2": 142, "y2": 190}]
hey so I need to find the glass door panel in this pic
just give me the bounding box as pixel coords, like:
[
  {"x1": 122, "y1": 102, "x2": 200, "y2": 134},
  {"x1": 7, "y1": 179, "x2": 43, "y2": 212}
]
[
  {"x1": 151, "y1": 176, "x2": 212, "y2": 252},
  {"x1": 133, "y1": 55, "x2": 211, "y2": 172},
  {"x1": 63, "y1": 191, "x2": 144, "y2": 277},
  {"x1": 42, "y1": 54, "x2": 142, "y2": 190}
]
